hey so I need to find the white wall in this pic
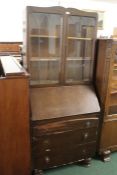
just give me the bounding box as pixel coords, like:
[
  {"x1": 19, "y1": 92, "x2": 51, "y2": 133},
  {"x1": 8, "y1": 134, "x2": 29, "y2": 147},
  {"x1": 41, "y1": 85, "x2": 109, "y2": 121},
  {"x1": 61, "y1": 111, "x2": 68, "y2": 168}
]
[{"x1": 0, "y1": 0, "x2": 117, "y2": 41}]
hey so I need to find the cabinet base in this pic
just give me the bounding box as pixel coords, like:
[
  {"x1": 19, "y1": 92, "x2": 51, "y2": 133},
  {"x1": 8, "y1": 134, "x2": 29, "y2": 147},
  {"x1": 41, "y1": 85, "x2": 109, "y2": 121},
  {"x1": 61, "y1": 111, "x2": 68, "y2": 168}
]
[
  {"x1": 101, "y1": 150, "x2": 111, "y2": 162},
  {"x1": 32, "y1": 169, "x2": 43, "y2": 175},
  {"x1": 82, "y1": 158, "x2": 91, "y2": 166},
  {"x1": 77, "y1": 158, "x2": 91, "y2": 167},
  {"x1": 32, "y1": 158, "x2": 92, "y2": 174}
]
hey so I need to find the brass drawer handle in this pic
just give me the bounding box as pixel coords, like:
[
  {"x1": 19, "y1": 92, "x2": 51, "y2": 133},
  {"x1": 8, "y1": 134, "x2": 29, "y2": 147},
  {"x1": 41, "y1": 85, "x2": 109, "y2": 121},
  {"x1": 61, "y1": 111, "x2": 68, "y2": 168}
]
[
  {"x1": 82, "y1": 149, "x2": 86, "y2": 154},
  {"x1": 84, "y1": 132, "x2": 89, "y2": 139},
  {"x1": 86, "y1": 121, "x2": 91, "y2": 127},
  {"x1": 45, "y1": 156, "x2": 50, "y2": 163},
  {"x1": 45, "y1": 149, "x2": 51, "y2": 152},
  {"x1": 43, "y1": 139, "x2": 50, "y2": 145}
]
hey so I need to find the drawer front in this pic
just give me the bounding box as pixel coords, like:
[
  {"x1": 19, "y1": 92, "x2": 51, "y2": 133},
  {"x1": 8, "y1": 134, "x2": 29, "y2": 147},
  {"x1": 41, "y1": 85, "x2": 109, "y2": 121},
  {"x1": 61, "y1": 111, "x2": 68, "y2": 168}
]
[
  {"x1": 33, "y1": 141, "x2": 96, "y2": 170},
  {"x1": 32, "y1": 127, "x2": 98, "y2": 157},
  {"x1": 32, "y1": 117, "x2": 99, "y2": 136}
]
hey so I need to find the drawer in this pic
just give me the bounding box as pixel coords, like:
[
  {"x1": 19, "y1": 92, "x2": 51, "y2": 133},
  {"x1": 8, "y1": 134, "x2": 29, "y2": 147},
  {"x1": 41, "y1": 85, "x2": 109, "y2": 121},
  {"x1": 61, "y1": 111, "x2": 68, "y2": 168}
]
[
  {"x1": 32, "y1": 127, "x2": 98, "y2": 157},
  {"x1": 33, "y1": 141, "x2": 96, "y2": 170},
  {"x1": 32, "y1": 116, "x2": 99, "y2": 136}
]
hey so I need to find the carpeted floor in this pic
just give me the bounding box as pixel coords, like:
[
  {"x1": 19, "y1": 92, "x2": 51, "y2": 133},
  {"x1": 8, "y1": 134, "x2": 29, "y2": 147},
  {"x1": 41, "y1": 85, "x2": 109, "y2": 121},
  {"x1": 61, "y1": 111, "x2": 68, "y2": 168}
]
[{"x1": 44, "y1": 152, "x2": 117, "y2": 175}]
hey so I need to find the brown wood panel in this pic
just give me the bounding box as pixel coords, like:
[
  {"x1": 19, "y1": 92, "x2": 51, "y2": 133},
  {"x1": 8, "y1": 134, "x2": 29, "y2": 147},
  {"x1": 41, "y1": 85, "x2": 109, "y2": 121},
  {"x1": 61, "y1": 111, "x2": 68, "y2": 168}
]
[
  {"x1": 31, "y1": 85, "x2": 100, "y2": 121},
  {"x1": 95, "y1": 39, "x2": 112, "y2": 106},
  {"x1": 0, "y1": 77, "x2": 31, "y2": 175},
  {"x1": 100, "y1": 118, "x2": 117, "y2": 152}
]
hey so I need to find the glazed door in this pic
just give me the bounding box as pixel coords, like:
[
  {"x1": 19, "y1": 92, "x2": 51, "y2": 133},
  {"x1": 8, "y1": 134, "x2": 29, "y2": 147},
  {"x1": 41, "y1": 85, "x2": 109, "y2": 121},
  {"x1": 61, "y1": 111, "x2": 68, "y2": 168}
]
[
  {"x1": 28, "y1": 12, "x2": 63, "y2": 85},
  {"x1": 108, "y1": 43, "x2": 117, "y2": 115},
  {"x1": 65, "y1": 15, "x2": 97, "y2": 84}
]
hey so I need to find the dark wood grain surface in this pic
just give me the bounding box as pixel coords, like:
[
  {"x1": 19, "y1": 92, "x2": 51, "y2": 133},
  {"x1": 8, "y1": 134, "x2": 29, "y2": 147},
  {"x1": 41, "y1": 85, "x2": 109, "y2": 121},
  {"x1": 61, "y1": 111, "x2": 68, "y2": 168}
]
[{"x1": 31, "y1": 85, "x2": 100, "y2": 121}]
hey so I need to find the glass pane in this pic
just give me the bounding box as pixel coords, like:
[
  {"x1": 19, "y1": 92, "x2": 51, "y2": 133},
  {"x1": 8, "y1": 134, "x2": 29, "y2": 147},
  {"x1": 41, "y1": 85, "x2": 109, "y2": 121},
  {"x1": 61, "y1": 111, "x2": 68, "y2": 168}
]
[
  {"x1": 65, "y1": 15, "x2": 96, "y2": 83},
  {"x1": 66, "y1": 59, "x2": 93, "y2": 83},
  {"x1": 67, "y1": 16, "x2": 96, "y2": 38},
  {"x1": 67, "y1": 40, "x2": 93, "y2": 58},
  {"x1": 29, "y1": 12, "x2": 63, "y2": 85},
  {"x1": 30, "y1": 37, "x2": 60, "y2": 57},
  {"x1": 108, "y1": 48, "x2": 117, "y2": 115},
  {"x1": 30, "y1": 60, "x2": 59, "y2": 85}
]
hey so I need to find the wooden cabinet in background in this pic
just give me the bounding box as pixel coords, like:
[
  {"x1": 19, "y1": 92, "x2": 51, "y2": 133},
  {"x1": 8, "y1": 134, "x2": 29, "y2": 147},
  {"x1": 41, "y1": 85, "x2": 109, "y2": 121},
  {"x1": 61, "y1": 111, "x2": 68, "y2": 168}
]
[
  {"x1": 0, "y1": 56, "x2": 31, "y2": 175},
  {"x1": 0, "y1": 42, "x2": 23, "y2": 65},
  {"x1": 0, "y1": 42, "x2": 22, "y2": 56},
  {"x1": 23, "y1": 6, "x2": 100, "y2": 174},
  {"x1": 95, "y1": 39, "x2": 117, "y2": 161},
  {"x1": 23, "y1": 6, "x2": 98, "y2": 86}
]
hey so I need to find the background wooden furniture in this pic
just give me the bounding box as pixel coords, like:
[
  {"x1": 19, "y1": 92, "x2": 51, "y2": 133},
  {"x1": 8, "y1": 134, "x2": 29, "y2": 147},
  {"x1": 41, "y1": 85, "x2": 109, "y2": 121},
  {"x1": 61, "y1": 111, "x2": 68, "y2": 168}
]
[
  {"x1": 0, "y1": 56, "x2": 31, "y2": 175},
  {"x1": 0, "y1": 42, "x2": 22, "y2": 56},
  {"x1": 24, "y1": 6, "x2": 100, "y2": 174},
  {"x1": 0, "y1": 42, "x2": 23, "y2": 64},
  {"x1": 95, "y1": 39, "x2": 117, "y2": 161}
]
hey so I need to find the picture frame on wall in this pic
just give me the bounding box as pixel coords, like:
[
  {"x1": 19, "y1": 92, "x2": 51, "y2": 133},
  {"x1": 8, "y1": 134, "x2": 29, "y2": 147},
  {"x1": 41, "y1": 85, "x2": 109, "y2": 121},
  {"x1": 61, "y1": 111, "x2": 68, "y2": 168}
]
[{"x1": 83, "y1": 9, "x2": 105, "y2": 30}]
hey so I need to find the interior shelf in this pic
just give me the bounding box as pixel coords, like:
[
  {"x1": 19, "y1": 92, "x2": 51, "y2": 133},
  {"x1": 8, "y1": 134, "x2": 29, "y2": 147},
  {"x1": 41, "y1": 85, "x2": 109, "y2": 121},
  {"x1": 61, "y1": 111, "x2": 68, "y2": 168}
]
[
  {"x1": 66, "y1": 79, "x2": 91, "y2": 83},
  {"x1": 30, "y1": 34, "x2": 60, "y2": 38},
  {"x1": 67, "y1": 57, "x2": 92, "y2": 60},
  {"x1": 30, "y1": 57, "x2": 60, "y2": 61},
  {"x1": 30, "y1": 80, "x2": 59, "y2": 85},
  {"x1": 30, "y1": 57, "x2": 92, "y2": 61},
  {"x1": 30, "y1": 36, "x2": 93, "y2": 40},
  {"x1": 67, "y1": 37, "x2": 92, "y2": 40},
  {"x1": 110, "y1": 90, "x2": 117, "y2": 94}
]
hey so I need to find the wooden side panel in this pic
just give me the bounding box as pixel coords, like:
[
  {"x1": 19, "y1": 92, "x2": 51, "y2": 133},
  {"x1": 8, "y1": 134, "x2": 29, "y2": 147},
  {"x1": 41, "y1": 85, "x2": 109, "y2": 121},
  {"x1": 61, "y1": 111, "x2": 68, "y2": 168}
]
[
  {"x1": 100, "y1": 118, "x2": 117, "y2": 152},
  {"x1": 0, "y1": 78, "x2": 31, "y2": 175},
  {"x1": 95, "y1": 39, "x2": 112, "y2": 106}
]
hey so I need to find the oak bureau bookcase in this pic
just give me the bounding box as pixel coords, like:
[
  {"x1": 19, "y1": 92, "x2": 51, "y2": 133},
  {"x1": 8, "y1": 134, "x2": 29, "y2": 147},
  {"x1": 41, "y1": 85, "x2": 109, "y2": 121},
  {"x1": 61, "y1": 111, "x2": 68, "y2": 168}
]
[{"x1": 23, "y1": 6, "x2": 100, "y2": 175}]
